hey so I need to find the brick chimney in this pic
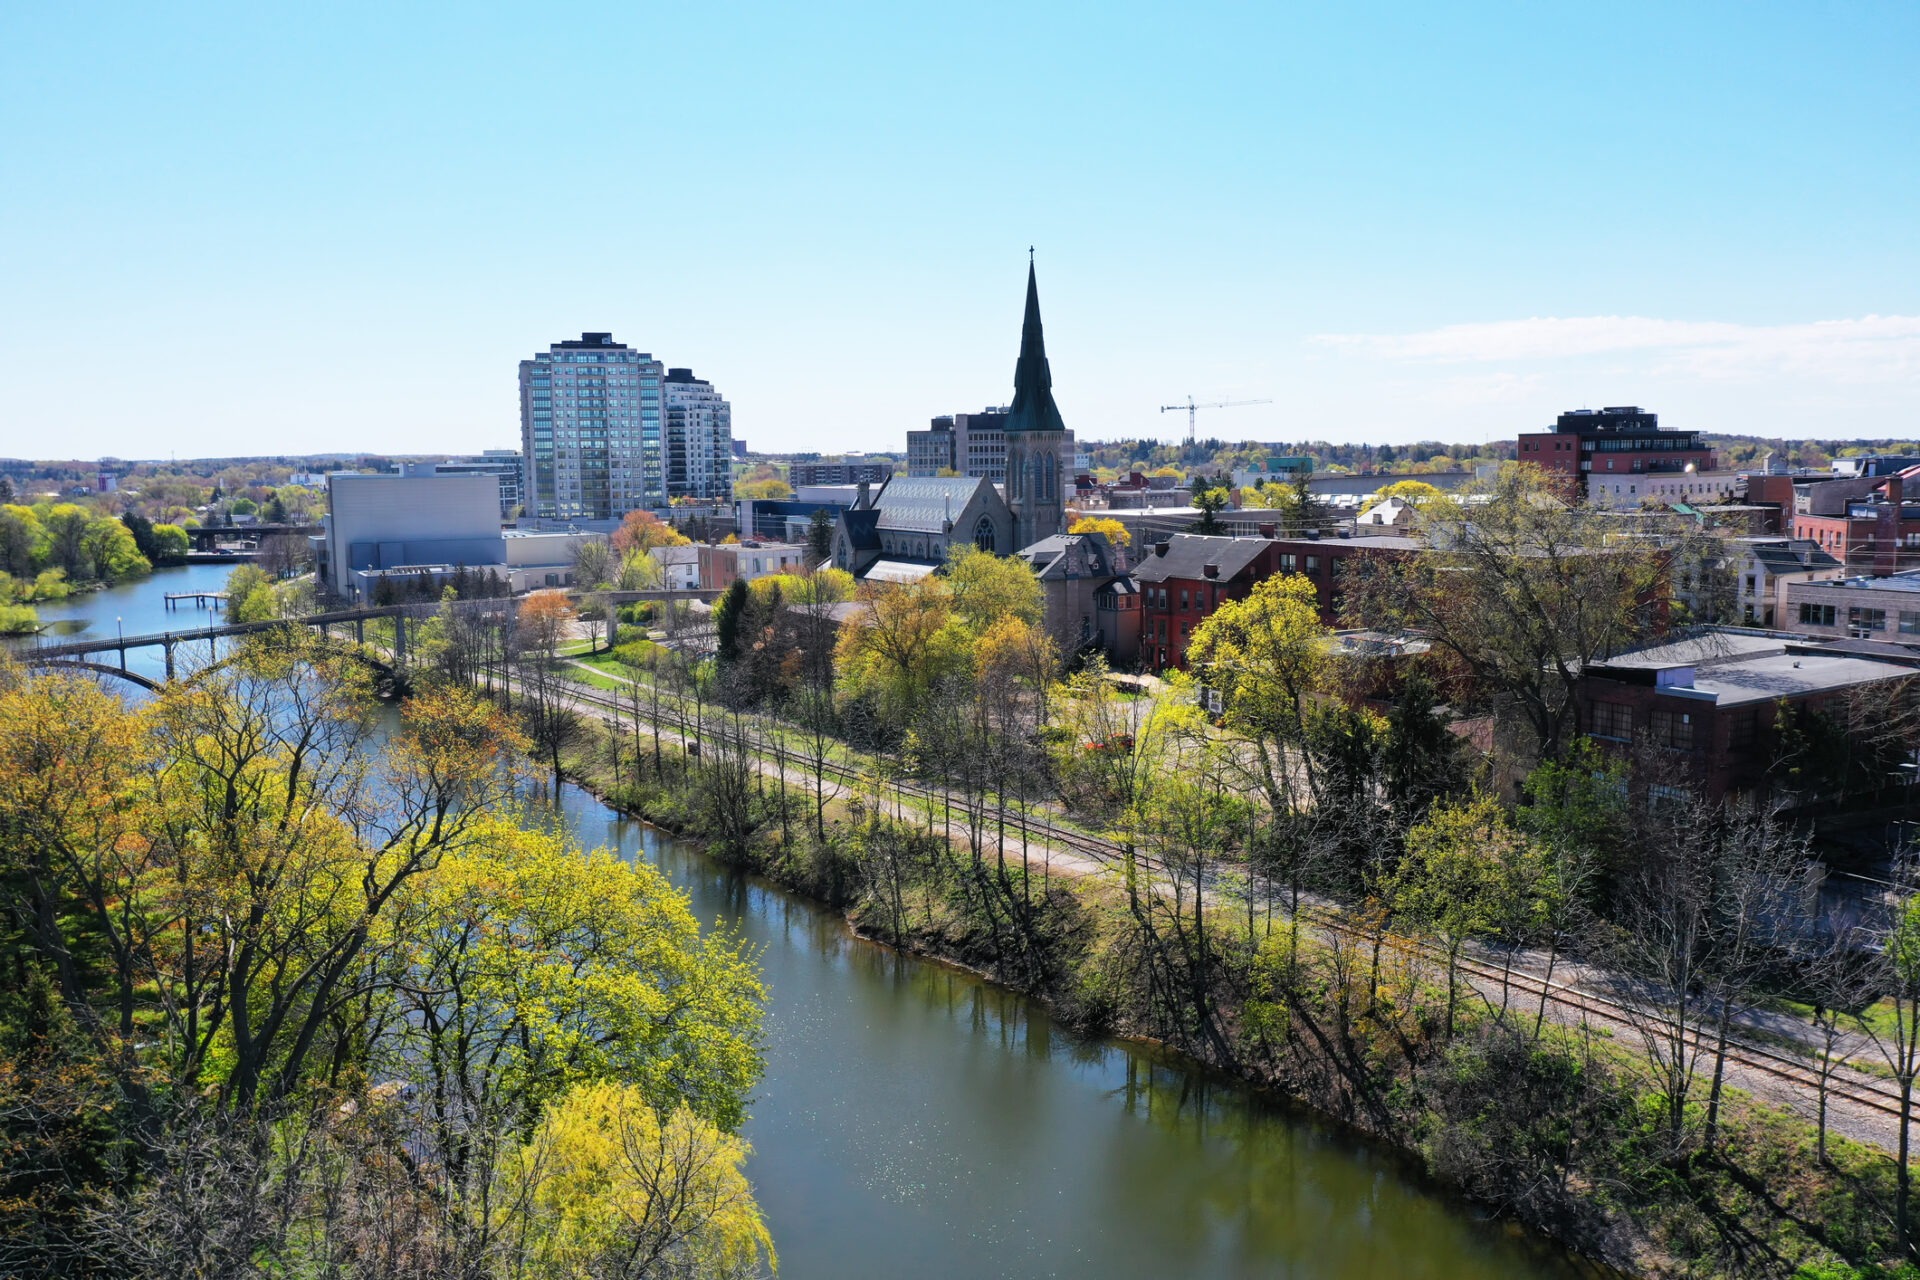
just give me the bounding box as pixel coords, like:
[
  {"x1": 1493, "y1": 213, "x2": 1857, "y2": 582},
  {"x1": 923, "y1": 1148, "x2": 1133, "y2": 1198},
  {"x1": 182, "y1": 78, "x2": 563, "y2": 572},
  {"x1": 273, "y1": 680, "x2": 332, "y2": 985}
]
[{"x1": 1876, "y1": 476, "x2": 1904, "y2": 576}]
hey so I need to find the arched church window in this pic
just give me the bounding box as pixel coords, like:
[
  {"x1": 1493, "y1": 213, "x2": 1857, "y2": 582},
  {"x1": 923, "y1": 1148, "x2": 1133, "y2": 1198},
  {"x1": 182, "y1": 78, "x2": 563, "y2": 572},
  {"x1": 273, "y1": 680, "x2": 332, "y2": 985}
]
[
  {"x1": 1043, "y1": 452, "x2": 1057, "y2": 501},
  {"x1": 974, "y1": 516, "x2": 996, "y2": 552}
]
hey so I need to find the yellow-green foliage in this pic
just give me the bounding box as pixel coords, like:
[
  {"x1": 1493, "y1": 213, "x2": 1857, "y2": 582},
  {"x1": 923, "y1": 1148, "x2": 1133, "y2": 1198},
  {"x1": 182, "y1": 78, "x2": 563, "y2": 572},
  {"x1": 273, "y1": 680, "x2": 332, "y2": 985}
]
[
  {"x1": 503, "y1": 1080, "x2": 774, "y2": 1280},
  {"x1": 390, "y1": 817, "x2": 765, "y2": 1132}
]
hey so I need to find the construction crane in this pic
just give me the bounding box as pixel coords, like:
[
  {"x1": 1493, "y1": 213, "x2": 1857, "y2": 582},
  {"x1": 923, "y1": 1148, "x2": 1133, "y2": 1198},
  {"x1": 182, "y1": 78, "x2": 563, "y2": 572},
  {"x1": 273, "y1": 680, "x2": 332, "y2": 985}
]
[{"x1": 1159, "y1": 396, "x2": 1273, "y2": 446}]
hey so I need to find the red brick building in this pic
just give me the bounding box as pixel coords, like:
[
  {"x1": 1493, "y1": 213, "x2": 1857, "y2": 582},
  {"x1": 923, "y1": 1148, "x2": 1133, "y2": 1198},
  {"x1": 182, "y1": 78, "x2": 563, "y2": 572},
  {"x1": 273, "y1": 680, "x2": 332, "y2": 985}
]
[
  {"x1": 1129, "y1": 531, "x2": 1419, "y2": 670},
  {"x1": 1790, "y1": 472, "x2": 1920, "y2": 577},
  {"x1": 1578, "y1": 630, "x2": 1919, "y2": 801},
  {"x1": 1517, "y1": 406, "x2": 1716, "y2": 501}
]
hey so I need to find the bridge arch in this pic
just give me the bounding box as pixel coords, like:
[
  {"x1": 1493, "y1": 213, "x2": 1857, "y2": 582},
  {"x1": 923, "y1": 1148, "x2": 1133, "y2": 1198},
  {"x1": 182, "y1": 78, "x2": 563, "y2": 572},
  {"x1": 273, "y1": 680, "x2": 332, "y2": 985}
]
[{"x1": 25, "y1": 657, "x2": 163, "y2": 693}]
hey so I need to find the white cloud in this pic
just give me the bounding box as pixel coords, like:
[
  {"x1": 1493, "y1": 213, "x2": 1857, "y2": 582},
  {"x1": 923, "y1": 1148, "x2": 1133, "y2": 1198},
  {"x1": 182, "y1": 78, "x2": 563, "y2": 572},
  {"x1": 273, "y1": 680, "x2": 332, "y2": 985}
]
[{"x1": 1311, "y1": 314, "x2": 1920, "y2": 385}]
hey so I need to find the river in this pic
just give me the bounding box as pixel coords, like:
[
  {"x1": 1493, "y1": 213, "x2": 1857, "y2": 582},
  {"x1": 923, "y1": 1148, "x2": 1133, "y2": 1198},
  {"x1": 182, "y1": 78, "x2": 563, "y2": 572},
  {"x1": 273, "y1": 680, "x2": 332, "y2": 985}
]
[{"x1": 30, "y1": 567, "x2": 1588, "y2": 1279}]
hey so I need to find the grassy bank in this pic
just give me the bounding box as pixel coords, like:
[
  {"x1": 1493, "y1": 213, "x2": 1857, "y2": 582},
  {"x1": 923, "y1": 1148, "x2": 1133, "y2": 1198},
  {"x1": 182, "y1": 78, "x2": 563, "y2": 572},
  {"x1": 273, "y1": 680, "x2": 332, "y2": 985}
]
[{"x1": 556, "y1": 733, "x2": 1918, "y2": 1280}]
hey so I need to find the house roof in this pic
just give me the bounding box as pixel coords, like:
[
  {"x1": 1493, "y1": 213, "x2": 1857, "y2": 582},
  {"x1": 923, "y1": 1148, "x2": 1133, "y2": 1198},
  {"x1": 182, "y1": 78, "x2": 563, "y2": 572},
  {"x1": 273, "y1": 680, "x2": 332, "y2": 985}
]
[
  {"x1": 1747, "y1": 540, "x2": 1841, "y2": 575},
  {"x1": 1131, "y1": 534, "x2": 1272, "y2": 584},
  {"x1": 859, "y1": 557, "x2": 942, "y2": 583},
  {"x1": 1016, "y1": 531, "x2": 1117, "y2": 581}
]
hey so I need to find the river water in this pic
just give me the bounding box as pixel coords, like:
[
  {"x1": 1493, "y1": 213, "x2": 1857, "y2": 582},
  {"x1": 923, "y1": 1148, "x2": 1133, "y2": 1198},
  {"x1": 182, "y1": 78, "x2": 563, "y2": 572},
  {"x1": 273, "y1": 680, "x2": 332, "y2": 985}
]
[{"x1": 27, "y1": 568, "x2": 1587, "y2": 1279}]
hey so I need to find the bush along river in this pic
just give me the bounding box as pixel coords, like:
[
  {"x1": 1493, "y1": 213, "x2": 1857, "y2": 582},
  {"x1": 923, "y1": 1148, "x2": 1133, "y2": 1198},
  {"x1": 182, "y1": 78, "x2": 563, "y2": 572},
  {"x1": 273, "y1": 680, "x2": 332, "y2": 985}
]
[
  {"x1": 33, "y1": 568, "x2": 1590, "y2": 1279},
  {"x1": 550, "y1": 780, "x2": 1590, "y2": 1280}
]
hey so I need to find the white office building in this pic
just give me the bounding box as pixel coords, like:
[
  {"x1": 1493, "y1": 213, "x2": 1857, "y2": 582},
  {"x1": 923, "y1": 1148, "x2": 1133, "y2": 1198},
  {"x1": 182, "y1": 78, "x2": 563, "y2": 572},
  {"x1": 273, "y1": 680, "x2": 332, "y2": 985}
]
[
  {"x1": 520, "y1": 332, "x2": 666, "y2": 520},
  {"x1": 664, "y1": 368, "x2": 734, "y2": 500}
]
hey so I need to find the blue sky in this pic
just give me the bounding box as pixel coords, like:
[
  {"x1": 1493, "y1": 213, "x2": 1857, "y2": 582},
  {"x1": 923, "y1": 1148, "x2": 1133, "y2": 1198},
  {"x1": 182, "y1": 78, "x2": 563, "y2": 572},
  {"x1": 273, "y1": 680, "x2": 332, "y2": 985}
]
[{"x1": 2, "y1": 2, "x2": 1916, "y2": 459}]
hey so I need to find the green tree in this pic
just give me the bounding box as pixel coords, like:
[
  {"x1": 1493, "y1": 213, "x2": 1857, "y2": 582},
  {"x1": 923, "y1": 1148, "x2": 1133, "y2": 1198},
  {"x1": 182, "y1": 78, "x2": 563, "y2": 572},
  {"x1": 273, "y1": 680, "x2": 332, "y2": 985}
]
[
  {"x1": 77, "y1": 516, "x2": 149, "y2": 581},
  {"x1": 1186, "y1": 574, "x2": 1327, "y2": 811},
  {"x1": 944, "y1": 543, "x2": 1041, "y2": 633},
  {"x1": 1862, "y1": 881, "x2": 1920, "y2": 1257},
  {"x1": 150, "y1": 523, "x2": 190, "y2": 560},
  {"x1": 1343, "y1": 463, "x2": 1675, "y2": 764},
  {"x1": 503, "y1": 1081, "x2": 774, "y2": 1279},
  {"x1": 0, "y1": 506, "x2": 46, "y2": 577},
  {"x1": 807, "y1": 506, "x2": 834, "y2": 565},
  {"x1": 1390, "y1": 794, "x2": 1538, "y2": 1037},
  {"x1": 224, "y1": 563, "x2": 279, "y2": 622},
  {"x1": 1190, "y1": 485, "x2": 1230, "y2": 535},
  {"x1": 119, "y1": 512, "x2": 160, "y2": 563}
]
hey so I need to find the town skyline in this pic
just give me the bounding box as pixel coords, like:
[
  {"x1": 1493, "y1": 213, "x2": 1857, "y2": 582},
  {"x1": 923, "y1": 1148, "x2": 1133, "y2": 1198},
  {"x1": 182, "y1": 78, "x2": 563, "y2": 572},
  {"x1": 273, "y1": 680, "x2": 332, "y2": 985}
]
[{"x1": 5, "y1": 5, "x2": 1918, "y2": 458}]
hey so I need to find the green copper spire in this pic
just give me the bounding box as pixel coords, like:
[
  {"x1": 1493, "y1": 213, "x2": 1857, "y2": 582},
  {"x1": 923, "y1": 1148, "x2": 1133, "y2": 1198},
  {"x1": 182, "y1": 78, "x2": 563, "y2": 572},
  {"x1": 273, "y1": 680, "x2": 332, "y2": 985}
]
[{"x1": 1006, "y1": 261, "x2": 1067, "y2": 435}]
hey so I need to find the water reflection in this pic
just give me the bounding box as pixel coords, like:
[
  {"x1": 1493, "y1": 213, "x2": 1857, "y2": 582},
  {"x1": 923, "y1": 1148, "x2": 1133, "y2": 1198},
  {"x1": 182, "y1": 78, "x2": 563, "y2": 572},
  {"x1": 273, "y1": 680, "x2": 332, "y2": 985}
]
[{"x1": 553, "y1": 783, "x2": 1587, "y2": 1280}]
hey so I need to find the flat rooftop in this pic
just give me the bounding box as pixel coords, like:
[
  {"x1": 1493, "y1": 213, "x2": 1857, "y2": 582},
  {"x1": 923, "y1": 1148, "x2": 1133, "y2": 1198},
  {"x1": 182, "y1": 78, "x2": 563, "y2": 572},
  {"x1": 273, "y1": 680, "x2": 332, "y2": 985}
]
[
  {"x1": 1684, "y1": 653, "x2": 1916, "y2": 707},
  {"x1": 1591, "y1": 630, "x2": 1799, "y2": 670}
]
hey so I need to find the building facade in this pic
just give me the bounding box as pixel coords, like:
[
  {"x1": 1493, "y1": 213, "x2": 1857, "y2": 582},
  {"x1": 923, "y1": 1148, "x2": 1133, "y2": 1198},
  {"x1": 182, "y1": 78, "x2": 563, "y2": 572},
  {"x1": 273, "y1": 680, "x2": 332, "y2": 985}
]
[
  {"x1": 663, "y1": 368, "x2": 734, "y2": 501},
  {"x1": 1016, "y1": 531, "x2": 1132, "y2": 660},
  {"x1": 1790, "y1": 472, "x2": 1920, "y2": 576},
  {"x1": 1587, "y1": 469, "x2": 1747, "y2": 509},
  {"x1": 1517, "y1": 407, "x2": 1716, "y2": 499},
  {"x1": 788, "y1": 460, "x2": 894, "y2": 486},
  {"x1": 433, "y1": 450, "x2": 525, "y2": 517},
  {"x1": 520, "y1": 332, "x2": 666, "y2": 520},
  {"x1": 697, "y1": 540, "x2": 809, "y2": 590},
  {"x1": 906, "y1": 418, "x2": 961, "y2": 476},
  {"x1": 1785, "y1": 573, "x2": 1920, "y2": 641},
  {"x1": 318, "y1": 472, "x2": 504, "y2": 604}
]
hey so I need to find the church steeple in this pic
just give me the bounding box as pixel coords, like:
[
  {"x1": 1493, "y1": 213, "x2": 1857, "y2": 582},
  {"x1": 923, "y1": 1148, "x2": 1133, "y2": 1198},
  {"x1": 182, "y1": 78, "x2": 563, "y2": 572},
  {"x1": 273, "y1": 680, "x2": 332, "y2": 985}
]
[
  {"x1": 1002, "y1": 257, "x2": 1071, "y2": 550},
  {"x1": 1005, "y1": 261, "x2": 1067, "y2": 435}
]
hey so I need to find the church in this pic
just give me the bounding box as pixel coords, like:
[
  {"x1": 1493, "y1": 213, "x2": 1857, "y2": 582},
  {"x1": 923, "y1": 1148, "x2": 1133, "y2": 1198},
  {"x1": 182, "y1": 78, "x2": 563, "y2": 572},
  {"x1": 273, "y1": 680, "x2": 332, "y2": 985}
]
[{"x1": 831, "y1": 261, "x2": 1074, "y2": 581}]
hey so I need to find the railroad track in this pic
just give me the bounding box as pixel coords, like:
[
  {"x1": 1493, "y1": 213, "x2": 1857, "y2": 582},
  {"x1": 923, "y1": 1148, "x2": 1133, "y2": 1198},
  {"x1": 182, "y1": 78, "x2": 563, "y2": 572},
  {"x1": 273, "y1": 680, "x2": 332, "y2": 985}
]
[{"x1": 543, "y1": 665, "x2": 1920, "y2": 1135}]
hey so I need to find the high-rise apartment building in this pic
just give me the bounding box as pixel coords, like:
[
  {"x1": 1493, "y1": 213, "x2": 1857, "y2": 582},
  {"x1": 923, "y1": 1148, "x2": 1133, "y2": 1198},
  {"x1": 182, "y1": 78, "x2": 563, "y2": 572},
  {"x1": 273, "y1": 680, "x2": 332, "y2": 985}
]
[
  {"x1": 433, "y1": 449, "x2": 525, "y2": 516},
  {"x1": 663, "y1": 368, "x2": 734, "y2": 500},
  {"x1": 520, "y1": 332, "x2": 665, "y2": 520}
]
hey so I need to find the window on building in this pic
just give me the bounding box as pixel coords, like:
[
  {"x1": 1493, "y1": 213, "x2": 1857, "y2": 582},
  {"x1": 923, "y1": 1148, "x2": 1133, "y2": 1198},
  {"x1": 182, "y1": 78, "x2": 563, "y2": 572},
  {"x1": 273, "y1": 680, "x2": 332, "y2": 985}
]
[
  {"x1": 1728, "y1": 709, "x2": 1758, "y2": 750},
  {"x1": 1179, "y1": 589, "x2": 1189, "y2": 610},
  {"x1": 1799, "y1": 602, "x2": 1837, "y2": 627},
  {"x1": 1848, "y1": 606, "x2": 1887, "y2": 638},
  {"x1": 1305, "y1": 555, "x2": 1320, "y2": 573},
  {"x1": 1651, "y1": 708, "x2": 1695, "y2": 750},
  {"x1": 1280, "y1": 553, "x2": 1297, "y2": 572},
  {"x1": 1590, "y1": 702, "x2": 1633, "y2": 741},
  {"x1": 1902, "y1": 611, "x2": 1920, "y2": 635}
]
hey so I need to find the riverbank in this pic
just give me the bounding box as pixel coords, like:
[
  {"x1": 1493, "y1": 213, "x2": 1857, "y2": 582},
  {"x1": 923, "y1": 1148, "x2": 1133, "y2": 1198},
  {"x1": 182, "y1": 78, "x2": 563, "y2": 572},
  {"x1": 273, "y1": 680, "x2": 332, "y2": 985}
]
[{"x1": 553, "y1": 736, "x2": 1911, "y2": 1280}]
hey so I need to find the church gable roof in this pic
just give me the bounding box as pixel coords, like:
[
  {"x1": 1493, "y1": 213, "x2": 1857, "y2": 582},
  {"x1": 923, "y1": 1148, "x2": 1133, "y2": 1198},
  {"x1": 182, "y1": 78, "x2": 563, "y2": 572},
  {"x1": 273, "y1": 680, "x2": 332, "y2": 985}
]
[
  {"x1": 872, "y1": 475, "x2": 998, "y2": 533},
  {"x1": 841, "y1": 508, "x2": 882, "y2": 551}
]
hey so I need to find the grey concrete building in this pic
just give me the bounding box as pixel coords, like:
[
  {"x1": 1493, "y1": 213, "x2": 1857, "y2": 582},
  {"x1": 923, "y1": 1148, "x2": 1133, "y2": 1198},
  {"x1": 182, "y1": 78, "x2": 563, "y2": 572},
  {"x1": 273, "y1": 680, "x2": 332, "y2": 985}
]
[
  {"x1": 318, "y1": 472, "x2": 503, "y2": 604},
  {"x1": 520, "y1": 332, "x2": 666, "y2": 520},
  {"x1": 664, "y1": 368, "x2": 734, "y2": 500}
]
